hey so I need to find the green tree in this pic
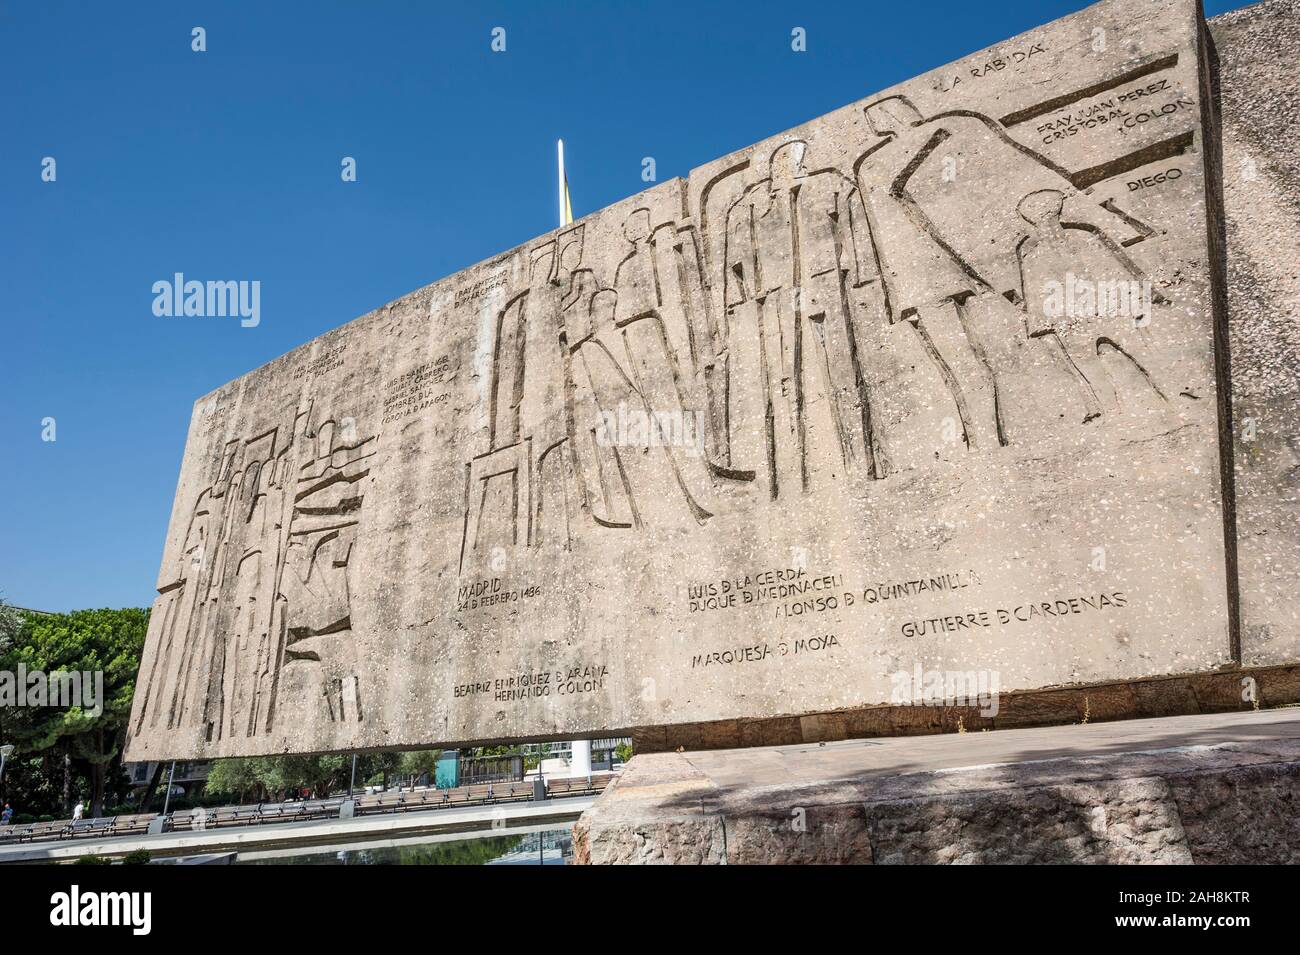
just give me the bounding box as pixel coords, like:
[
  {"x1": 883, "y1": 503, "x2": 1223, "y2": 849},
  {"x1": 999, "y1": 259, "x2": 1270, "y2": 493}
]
[
  {"x1": 468, "y1": 745, "x2": 521, "y2": 757},
  {"x1": 273, "y1": 754, "x2": 350, "y2": 798},
  {"x1": 349, "y1": 751, "x2": 399, "y2": 790},
  {"x1": 396, "y1": 749, "x2": 442, "y2": 787},
  {"x1": 0, "y1": 607, "x2": 148, "y2": 816},
  {"x1": 205, "y1": 754, "x2": 354, "y2": 802},
  {"x1": 203, "y1": 757, "x2": 269, "y2": 803},
  {"x1": 0, "y1": 596, "x2": 21, "y2": 652}
]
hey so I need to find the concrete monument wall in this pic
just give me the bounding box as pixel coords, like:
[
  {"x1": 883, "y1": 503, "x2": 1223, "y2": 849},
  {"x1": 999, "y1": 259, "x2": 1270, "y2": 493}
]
[
  {"x1": 125, "y1": 0, "x2": 1275, "y2": 761},
  {"x1": 1213, "y1": 0, "x2": 1300, "y2": 669}
]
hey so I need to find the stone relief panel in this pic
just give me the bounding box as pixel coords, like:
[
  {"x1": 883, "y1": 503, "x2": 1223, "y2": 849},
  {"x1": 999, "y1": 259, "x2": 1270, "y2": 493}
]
[
  {"x1": 131, "y1": 393, "x2": 379, "y2": 753},
  {"x1": 127, "y1": 0, "x2": 1238, "y2": 761}
]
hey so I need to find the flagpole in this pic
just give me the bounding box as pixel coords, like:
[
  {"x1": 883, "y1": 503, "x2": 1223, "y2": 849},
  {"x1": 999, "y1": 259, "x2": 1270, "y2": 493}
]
[
  {"x1": 557, "y1": 139, "x2": 566, "y2": 227},
  {"x1": 555, "y1": 134, "x2": 591, "y2": 787}
]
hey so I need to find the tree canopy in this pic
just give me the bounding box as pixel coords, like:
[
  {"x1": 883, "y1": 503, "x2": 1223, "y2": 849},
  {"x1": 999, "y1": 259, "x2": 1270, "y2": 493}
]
[{"x1": 0, "y1": 603, "x2": 148, "y2": 816}]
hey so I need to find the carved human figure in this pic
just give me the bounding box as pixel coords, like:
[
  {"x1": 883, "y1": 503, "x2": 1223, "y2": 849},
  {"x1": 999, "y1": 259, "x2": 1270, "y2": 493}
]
[
  {"x1": 610, "y1": 209, "x2": 713, "y2": 522},
  {"x1": 463, "y1": 228, "x2": 602, "y2": 565},
  {"x1": 196, "y1": 425, "x2": 297, "y2": 743},
  {"x1": 856, "y1": 98, "x2": 1005, "y2": 450},
  {"x1": 463, "y1": 210, "x2": 715, "y2": 563},
  {"x1": 856, "y1": 95, "x2": 1108, "y2": 448},
  {"x1": 527, "y1": 237, "x2": 578, "y2": 550},
  {"x1": 130, "y1": 398, "x2": 381, "y2": 751},
  {"x1": 566, "y1": 235, "x2": 712, "y2": 530},
  {"x1": 133, "y1": 489, "x2": 211, "y2": 736},
  {"x1": 274, "y1": 415, "x2": 377, "y2": 730},
  {"x1": 1015, "y1": 189, "x2": 1169, "y2": 417},
  {"x1": 557, "y1": 266, "x2": 631, "y2": 530},
  {"x1": 614, "y1": 210, "x2": 658, "y2": 325},
  {"x1": 723, "y1": 140, "x2": 882, "y2": 496}
]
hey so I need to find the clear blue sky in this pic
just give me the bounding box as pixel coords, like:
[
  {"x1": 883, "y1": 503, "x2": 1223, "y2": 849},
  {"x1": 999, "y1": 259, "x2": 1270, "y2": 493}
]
[{"x1": 0, "y1": 0, "x2": 1250, "y2": 611}]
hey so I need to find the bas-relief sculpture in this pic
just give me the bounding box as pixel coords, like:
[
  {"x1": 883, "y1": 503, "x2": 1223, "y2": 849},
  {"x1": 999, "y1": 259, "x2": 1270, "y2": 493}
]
[
  {"x1": 130, "y1": 402, "x2": 375, "y2": 748},
  {"x1": 125, "y1": 0, "x2": 1242, "y2": 760}
]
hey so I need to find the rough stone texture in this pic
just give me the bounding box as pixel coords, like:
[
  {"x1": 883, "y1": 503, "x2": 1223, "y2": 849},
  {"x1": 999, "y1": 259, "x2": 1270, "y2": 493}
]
[
  {"x1": 128, "y1": 0, "x2": 1240, "y2": 761},
  {"x1": 866, "y1": 777, "x2": 1194, "y2": 864},
  {"x1": 1168, "y1": 760, "x2": 1300, "y2": 863},
  {"x1": 574, "y1": 709, "x2": 1300, "y2": 863},
  {"x1": 1210, "y1": 0, "x2": 1300, "y2": 668},
  {"x1": 572, "y1": 755, "x2": 726, "y2": 864}
]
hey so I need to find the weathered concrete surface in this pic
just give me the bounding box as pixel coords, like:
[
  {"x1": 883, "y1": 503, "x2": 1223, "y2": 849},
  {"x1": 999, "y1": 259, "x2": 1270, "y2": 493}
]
[
  {"x1": 623, "y1": 0, "x2": 1300, "y2": 755},
  {"x1": 631, "y1": 661, "x2": 1300, "y2": 750},
  {"x1": 1210, "y1": 0, "x2": 1300, "y2": 668},
  {"x1": 573, "y1": 708, "x2": 1300, "y2": 864},
  {"x1": 128, "y1": 0, "x2": 1239, "y2": 761}
]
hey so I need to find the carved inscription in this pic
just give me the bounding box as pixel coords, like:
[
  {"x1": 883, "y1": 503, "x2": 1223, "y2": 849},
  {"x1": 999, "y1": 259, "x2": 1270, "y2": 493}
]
[
  {"x1": 292, "y1": 344, "x2": 346, "y2": 380},
  {"x1": 689, "y1": 634, "x2": 841, "y2": 669},
  {"x1": 453, "y1": 663, "x2": 609, "y2": 703},
  {"x1": 455, "y1": 576, "x2": 543, "y2": 612},
  {"x1": 382, "y1": 356, "x2": 453, "y2": 424},
  {"x1": 454, "y1": 271, "x2": 509, "y2": 307},
  {"x1": 898, "y1": 591, "x2": 1129, "y2": 637}
]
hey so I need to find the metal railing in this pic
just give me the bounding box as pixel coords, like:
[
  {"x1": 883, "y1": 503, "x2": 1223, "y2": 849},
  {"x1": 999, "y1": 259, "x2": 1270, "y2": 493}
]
[{"x1": 0, "y1": 772, "x2": 615, "y2": 848}]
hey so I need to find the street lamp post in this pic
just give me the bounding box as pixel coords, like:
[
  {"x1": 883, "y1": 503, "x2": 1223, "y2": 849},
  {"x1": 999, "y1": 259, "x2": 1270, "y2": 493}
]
[
  {"x1": 0, "y1": 744, "x2": 14, "y2": 788},
  {"x1": 160, "y1": 760, "x2": 177, "y2": 817}
]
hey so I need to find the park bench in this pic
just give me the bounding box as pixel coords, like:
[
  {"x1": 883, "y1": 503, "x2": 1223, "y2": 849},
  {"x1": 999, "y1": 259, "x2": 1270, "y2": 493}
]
[
  {"x1": 400, "y1": 790, "x2": 446, "y2": 813},
  {"x1": 306, "y1": 799, "x2": 335, "y2": 818},
  {"x1": 405, "y1": 788, "x2": 437, "y2": 810},
  {"x1": 210, "y1": 804, "x2": 263, "y2": 827},
  {"x1": 183, "y1": 807, "x2": 222, "y2": 831},
  {"x1": 544, "y1": 776, "x2": 584, "y2": 796},
  {"x1": 2, "y1": 819, "x2": 67, "y2": 843},
  {"x1": 351, "y1": 791, "x2": 393, "y2": 815},
  {"x1": 301, "y1": 800, "x2": 333, "y2": 821},
  {"x1": 466, "y1": 783, "x2": 497, "y2": 803},
  {"x1": 436, "y1": 784, "x2": 472, "y2": 805},
  {"x1": 0, "y1": 823, "x2": 28, "y2": 843},
  {"x1": 38, "y1": 819, "x2": 74, "y2": 840},
  {"x1": 109, "y1": 813, "x2": 156, "y2": 836},
  {"x1": 261, "y1": 801, "x2": 314, "y2": 823},
  {"x1": 64, "y1": 816, "x2": 116, "y2": 840},
  {"x1": 496, "y1": 781, "x2": 535, "y2": 802},
  {"x1": 208, "y1": 807, "x2": 236, "y2": 827},
  {"x1": 165, "y1": 810, "x2": 193, "y2": 832},
  {"x1": 545, "y1": 773, "x2": 614, "y2": 797}
]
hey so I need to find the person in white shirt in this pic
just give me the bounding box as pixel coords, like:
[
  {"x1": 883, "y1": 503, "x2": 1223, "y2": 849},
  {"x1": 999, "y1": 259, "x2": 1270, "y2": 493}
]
[{"x1": 72, "y1": 800, "x2": 84, "y2": 821}]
